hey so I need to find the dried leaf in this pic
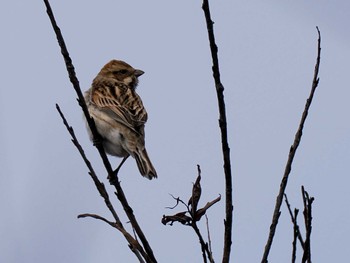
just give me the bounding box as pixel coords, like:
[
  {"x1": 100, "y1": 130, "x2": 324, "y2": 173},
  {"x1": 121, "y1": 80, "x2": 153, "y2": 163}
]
[
  {"x1": 194, "y1": 195, "x2": 221, "y2": 222},
  {"x1": 162, "y1": 211, "x2": 192, "y2": 226},
  {"x1": 188, "y1": 168, "x2": 202, "y2": 215}
]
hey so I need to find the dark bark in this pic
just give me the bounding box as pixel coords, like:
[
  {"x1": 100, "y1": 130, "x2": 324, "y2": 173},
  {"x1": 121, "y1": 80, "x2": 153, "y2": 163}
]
[
  {"x1": 202, "y1": 1, "x2": 233, "y2": 262},
  {"x1": 261, "y1": 27, "x2": 321, "y2": 263}
]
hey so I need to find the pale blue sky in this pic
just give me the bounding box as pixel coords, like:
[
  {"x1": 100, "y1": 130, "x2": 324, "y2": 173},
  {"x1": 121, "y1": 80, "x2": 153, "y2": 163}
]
[{"x1": 1, "y1": 1, "x2": 349, "y2": 262}]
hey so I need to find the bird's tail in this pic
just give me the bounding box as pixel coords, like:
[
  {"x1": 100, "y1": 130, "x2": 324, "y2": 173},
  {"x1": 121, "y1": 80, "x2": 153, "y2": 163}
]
[{"x1": 133, "y1": 148, "x2": 157, "y2": 179}]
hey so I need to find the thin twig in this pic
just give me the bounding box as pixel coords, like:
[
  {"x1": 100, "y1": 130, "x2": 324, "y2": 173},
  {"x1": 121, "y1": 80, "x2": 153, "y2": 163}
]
[
  {"x1": 56, "y1": 105, "x2": 147, "y2": 261},
  {"x1": 284, "y1": 193, "x2": 305, "y2": 249},
  {"x1": 43, "y1": 1, "x2": 157, "y2": 262},
  {"x1": 191, "y1": 201, "x2": 218, "y2": 263},
  {"x1": 129, "y1": 247, "x2": 146, "y2": 263},
  {"x1": 56, "y1": 104, "x2": 120, "y2": 224},
  {"x1": 205, "y1": 215, "x2": 215, "y2": 262},
  {"x1": 77, "y1": 213, "x2": 146, "y2": 261},
  {"x1": 78, "y1": 213, "x2": 119, "y2": 229},
  {"x1": 192, "y1": 222, "x2": 209, "y2": 263},
  {"x1": 261, "y1": 27, "x2": 321, "y2": 263},
  {"x1": 167, "y1": 194, "x2": 188, "y2": 209},
  {"x1": 201, "y1": 1, "x2": 233, "y2": 262}
]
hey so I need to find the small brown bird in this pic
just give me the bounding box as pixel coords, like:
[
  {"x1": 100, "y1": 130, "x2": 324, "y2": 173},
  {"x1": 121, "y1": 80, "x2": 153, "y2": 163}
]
[{"x1": 84, "y1": 60, "x2": 157, "y2": 179}]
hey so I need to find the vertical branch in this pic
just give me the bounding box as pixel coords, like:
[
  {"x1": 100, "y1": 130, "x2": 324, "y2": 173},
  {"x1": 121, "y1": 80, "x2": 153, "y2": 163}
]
[
  {"x1": 301, "y1": 186, "x2": 314, "y2": 263},
  {"x1": 202, "y1": 1, "x2": 233, "y2": 262},
  {"x1": 192, "y1": 222, "x2": 209, "y2": 263},
  {"x1": 291, "y1": 209, "x2": 299, "y2": 263},
  {"x1": 43, "y1": 1, "x2": 157, "y2": 262},
  {"x1": 205, "y1": 215, "x2": 214, "y2": 262},
  {"x1": 261, "y1": 27, "x2": 321, "y2": 263}
]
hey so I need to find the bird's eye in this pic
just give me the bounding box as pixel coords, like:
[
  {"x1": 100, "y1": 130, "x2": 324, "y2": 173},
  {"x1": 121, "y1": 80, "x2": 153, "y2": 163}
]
[{"x1": 112, "y1": 69, "x2": 128, "y2": 75}]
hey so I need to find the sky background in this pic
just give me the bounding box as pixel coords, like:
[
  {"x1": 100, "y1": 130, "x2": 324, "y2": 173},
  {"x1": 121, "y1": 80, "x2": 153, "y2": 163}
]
[{"x1": 1, "y1": 0, "x2": 349, "y2": 262}]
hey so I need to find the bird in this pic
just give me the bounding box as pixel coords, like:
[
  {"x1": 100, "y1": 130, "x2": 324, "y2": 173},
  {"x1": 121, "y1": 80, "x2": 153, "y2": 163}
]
[{"x1": 84, "y1": 59, "x2": 157, "y2": 179}]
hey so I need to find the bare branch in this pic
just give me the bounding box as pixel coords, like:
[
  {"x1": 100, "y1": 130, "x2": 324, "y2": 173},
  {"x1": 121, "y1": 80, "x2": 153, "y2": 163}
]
[
  {"x1": 78, "y1": 213, "x2": 147, "y2": 262},
  {"x1": 301, "y1": 186, "x2": 314, "y2": 263},
  {"x1": 284, "y1": 193, "x2": 305, "y2": 249},
  {"x1": 78, "y1": 213, "x2": 118, "y2": 229},
  {"x1": 44, "y1": 1, "x2": 157, "y2": 261},
  {"x1": 56, "y1": 105, "x2": 119, "y2": 222},
  {"x1": 56, "y1": 105, "x2": 148, "y2": 261},
  {"x1": 129, "y1": 247, "x2": 146, "y2": 263},
  {"x1": 291, "y1": 209, "x2": 299, "y2": 263},
  {"x1": 206, "y1": 215, "x2": 215, "y2": 262},
  {"x1": 201, "y1": 1, "x2": 233, "y2": 262},
  {"x1": 166, "y1": 194, "x2": 189, "y2": 210},
  {"x1": 192, "y1": 222, "x2": 209, "y2": 263},
  {"x1": 261, "y1": 27, "x2": 322, "y2": 263}
]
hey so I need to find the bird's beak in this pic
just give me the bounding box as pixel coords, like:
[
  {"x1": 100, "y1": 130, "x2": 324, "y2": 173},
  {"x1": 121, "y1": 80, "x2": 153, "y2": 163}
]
[{"x1": 134, "y1": 69, "x2": 144, "y2": 77}]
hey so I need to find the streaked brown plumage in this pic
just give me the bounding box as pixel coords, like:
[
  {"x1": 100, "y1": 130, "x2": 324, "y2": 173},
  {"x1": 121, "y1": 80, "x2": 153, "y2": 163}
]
[{"x1": 84, "y1": 60, "x2": 157, "y2": 179}]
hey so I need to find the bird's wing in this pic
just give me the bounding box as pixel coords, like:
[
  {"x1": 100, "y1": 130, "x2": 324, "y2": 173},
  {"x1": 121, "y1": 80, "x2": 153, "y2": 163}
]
[{"x1": 90, "y1": 79, "x2": 147, "y2": 134}]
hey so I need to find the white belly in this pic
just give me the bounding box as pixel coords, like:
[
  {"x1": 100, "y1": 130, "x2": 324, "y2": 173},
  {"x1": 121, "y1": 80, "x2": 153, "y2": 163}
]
[{"x1": 85, "y1": 108, "x2": 129, "y2": 157}]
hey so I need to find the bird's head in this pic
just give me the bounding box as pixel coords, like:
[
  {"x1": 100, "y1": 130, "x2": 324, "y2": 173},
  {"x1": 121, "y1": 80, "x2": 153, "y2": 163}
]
[{"x1": 98, "y1": 60, "x2": 144, "y2": 88}]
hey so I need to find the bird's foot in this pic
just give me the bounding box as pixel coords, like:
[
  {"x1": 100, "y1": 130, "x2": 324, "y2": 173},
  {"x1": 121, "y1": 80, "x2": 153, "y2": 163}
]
[
  {"x1": 107, "y1": 156, "x2": 129, "y2": 183},
  {"x1": 92, "y1": 137, "x2": 102, "y2": 147}
]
